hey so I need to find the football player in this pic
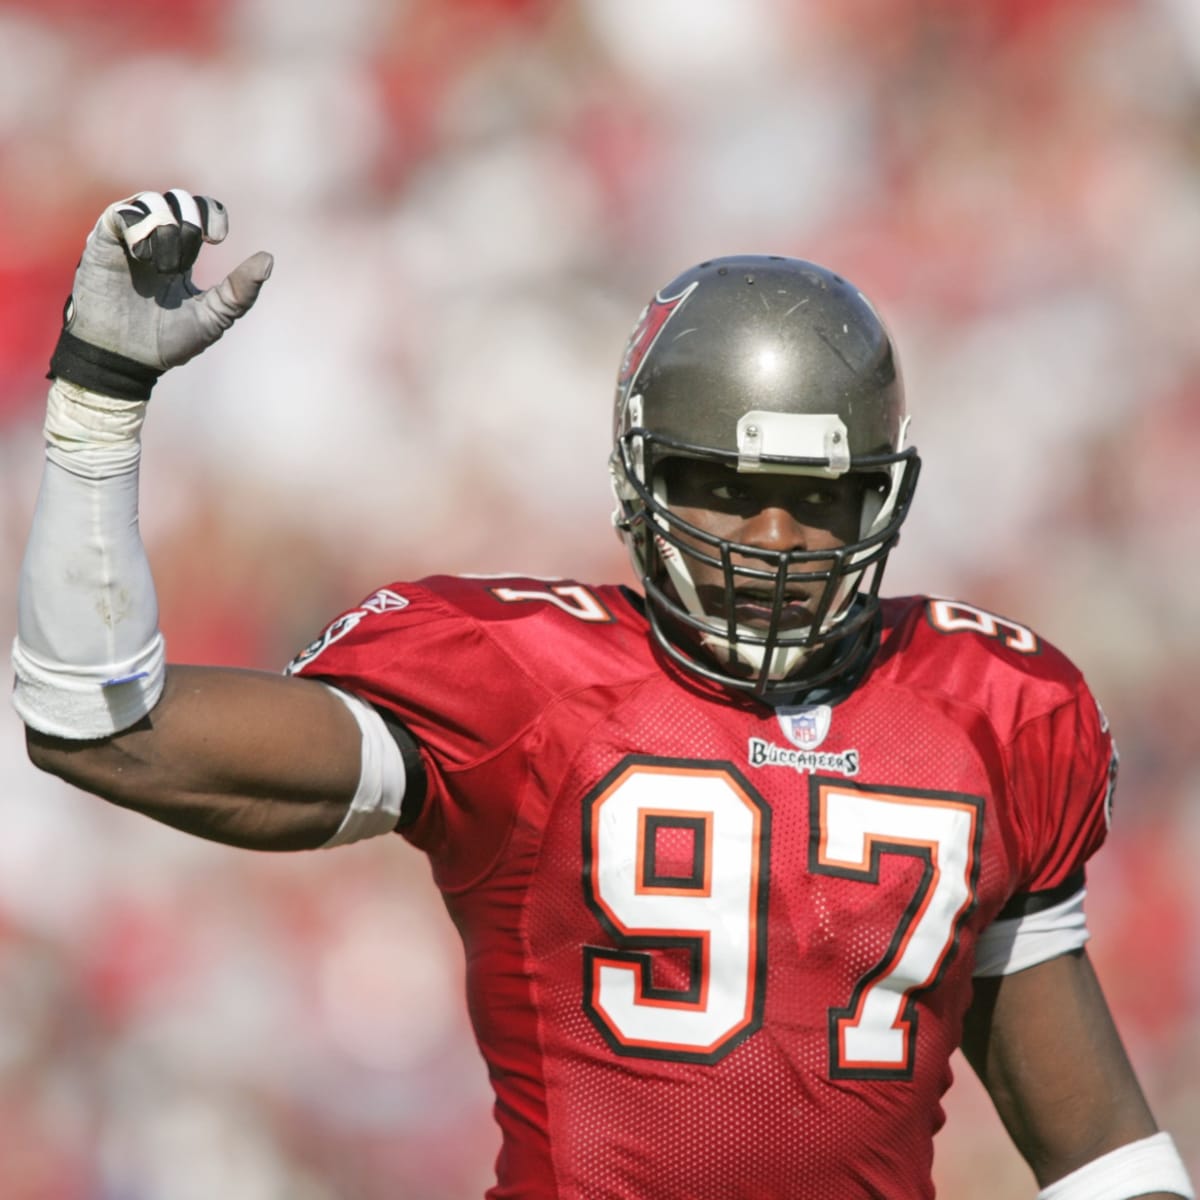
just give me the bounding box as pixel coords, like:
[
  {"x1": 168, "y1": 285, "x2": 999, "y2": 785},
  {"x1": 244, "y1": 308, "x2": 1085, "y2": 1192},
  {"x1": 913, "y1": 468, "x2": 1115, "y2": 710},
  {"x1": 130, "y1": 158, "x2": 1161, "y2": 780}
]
[{"x1": 12, "y1": 190, "x2": 1193, "y2": 1200}]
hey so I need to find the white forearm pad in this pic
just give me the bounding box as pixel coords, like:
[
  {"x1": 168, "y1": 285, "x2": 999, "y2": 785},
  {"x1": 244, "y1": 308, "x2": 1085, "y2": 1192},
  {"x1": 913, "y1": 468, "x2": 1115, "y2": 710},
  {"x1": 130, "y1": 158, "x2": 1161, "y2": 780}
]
[
  {"x1": 1037, "y1": 1132, "x2": 1194, "y2": 1200},
  {"x1": 12, "y1": 382, "x2": 163, "y2": 738},
  {"x1": 320, "y1": 687, "x2": 407, "y2": 848}
]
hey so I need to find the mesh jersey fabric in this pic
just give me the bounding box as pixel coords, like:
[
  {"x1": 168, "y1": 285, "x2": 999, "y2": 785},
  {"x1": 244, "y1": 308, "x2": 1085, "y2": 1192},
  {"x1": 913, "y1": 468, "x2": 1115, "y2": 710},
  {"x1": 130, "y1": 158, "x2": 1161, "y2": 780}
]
[{"x1": 288, "y1": 577, "x2": 1116, "y2": 1200}]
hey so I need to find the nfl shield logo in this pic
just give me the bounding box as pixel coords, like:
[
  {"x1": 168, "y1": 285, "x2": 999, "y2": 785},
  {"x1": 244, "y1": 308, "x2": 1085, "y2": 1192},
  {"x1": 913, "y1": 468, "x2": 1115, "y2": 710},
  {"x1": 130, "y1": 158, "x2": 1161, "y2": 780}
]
[{"x1": 776, "y1": 704, "x2": 832, "y2": 751}]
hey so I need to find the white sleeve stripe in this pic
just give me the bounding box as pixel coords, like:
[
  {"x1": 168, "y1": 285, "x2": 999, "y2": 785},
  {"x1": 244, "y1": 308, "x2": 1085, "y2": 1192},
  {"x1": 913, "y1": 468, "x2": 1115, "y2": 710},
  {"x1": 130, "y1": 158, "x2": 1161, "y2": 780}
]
[
  {"x1": 973, "y1": 887, "x2": 1089, "y2": 977},
  {"x1": 320, "y1": 687, "x2": 407, "y2": 849}
]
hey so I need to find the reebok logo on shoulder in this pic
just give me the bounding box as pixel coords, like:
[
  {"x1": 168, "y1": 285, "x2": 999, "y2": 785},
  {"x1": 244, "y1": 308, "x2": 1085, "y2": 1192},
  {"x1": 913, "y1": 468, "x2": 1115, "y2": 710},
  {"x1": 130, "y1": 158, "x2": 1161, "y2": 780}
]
[
  {"x1": 361, "y1": 588, "x2": 409, "y2": 614},
  {"x1": 285, "y1": 589, "x2": 410, "y2": 673}
]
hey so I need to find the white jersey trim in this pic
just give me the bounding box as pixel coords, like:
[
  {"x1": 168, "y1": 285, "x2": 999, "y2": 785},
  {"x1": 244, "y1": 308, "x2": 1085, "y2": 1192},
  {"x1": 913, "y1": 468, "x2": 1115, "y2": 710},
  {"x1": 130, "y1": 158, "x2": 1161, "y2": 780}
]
[{"x1": 973, "y1": 887, "x2": 1089, "y2": 978}]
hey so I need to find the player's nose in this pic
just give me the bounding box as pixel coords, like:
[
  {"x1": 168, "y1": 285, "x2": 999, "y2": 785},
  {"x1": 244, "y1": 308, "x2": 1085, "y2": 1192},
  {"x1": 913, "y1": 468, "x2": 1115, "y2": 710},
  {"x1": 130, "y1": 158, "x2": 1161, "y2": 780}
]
[{"x1": 738, "y1": 505, "x2": 811, "y2": 554}]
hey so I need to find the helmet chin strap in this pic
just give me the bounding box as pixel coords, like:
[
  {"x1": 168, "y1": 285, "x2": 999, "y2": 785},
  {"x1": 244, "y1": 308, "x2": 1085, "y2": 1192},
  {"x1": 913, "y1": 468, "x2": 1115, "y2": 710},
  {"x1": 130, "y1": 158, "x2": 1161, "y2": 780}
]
[{"x1": 701, "y1": 629, "x2": 806, "y2": 682}]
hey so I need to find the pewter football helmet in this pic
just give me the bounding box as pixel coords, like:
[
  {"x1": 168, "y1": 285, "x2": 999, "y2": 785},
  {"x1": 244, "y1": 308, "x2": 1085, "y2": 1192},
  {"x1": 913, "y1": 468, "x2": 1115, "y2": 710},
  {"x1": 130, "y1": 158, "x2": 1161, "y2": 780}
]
[{"x1": 610, "y1": 255, "x2": 920, "y2": 698}]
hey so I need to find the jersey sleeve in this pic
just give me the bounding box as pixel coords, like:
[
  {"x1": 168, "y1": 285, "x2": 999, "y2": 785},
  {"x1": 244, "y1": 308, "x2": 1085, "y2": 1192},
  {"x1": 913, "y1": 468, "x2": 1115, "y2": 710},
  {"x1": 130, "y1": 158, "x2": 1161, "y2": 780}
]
[
  {"x1": 1002, "y1": 675, "x2": 1117, "y2": 898},
  {"x1": 283, "y1": 581, "x2": 556, "y2": 881},
  {"x1": 972, "y1": 674, "x2": 1118, "y2": 977}
]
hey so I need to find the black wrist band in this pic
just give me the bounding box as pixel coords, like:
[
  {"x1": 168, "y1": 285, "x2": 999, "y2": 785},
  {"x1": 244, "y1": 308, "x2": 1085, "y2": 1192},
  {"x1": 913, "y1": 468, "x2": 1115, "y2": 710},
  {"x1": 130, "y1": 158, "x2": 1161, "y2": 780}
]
[{"x1": 47, "y1": 329, "x2": 162, "y2": 402}]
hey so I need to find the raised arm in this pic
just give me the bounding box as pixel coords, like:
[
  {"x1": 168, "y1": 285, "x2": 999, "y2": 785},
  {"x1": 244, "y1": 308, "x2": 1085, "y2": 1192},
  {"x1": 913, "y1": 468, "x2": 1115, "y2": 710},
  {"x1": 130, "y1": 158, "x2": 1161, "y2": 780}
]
[
  {"x1": 25, "y1": 666, "x2": 363, "y2": 850},
  {"x1": 13, "y1": 191, "x2": 404, "y2": 851},
  {"x1": 962, "y1": 949, "x2": 1193, "y2": 1200}
]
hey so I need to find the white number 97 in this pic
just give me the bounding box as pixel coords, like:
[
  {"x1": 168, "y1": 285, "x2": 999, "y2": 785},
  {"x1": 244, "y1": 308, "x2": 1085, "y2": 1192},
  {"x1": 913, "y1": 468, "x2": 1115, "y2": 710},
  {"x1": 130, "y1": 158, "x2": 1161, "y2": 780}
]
[{"x1": 581, "y1": 759, "x2": 981, "y2": 1076}]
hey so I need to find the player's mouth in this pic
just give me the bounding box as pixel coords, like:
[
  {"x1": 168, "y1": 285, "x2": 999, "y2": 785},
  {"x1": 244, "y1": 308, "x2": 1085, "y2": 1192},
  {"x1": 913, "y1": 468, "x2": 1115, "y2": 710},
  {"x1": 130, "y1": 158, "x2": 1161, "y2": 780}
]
[{"x1": 728, "y1": 589, "x2": 816, "y2": 631}]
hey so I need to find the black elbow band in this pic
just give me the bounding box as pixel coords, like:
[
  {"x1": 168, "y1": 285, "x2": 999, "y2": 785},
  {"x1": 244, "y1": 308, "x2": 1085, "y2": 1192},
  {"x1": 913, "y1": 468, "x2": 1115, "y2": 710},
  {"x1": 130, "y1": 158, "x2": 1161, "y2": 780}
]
[
  {"x1": 376, "y1": 709, "x2": 428, "y2": 826},
  {"x1": 48, "y1": 329, "x2": 162, "y2": 402}
]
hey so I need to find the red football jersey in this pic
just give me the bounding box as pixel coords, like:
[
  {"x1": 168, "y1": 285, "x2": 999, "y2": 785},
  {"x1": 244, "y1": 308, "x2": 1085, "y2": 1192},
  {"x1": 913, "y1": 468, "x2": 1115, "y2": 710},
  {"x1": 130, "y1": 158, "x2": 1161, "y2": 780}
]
[{"x1": 289, "y1": 577, "x2": 1116, "y2": 1200}]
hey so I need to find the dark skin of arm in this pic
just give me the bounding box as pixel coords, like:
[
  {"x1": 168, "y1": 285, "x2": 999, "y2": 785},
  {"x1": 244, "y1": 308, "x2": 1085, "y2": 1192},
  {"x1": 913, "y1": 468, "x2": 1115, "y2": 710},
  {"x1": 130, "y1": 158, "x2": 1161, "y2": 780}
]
[
  {"x1": 25, "y1": 664, "x2": 363, "y2": 851},
  {"x1": 963, "y1": 948, "x2": 1181, "y2": 1197}
]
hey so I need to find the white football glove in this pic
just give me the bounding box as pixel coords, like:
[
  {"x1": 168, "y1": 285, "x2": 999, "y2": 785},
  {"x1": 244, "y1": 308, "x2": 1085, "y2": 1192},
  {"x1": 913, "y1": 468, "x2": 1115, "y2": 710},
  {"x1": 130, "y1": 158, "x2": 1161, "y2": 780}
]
[{"x1": 48, "y1": 188, "x2": 273, "y2": 400}]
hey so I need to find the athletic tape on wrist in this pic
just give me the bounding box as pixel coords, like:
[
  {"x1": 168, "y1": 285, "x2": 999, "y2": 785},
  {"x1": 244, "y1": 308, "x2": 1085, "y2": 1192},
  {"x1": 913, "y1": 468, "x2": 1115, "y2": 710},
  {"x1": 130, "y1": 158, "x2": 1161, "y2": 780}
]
[
  {"x1": 44, "y1": 376, "x2": 147, "y2": 443},
  {"x1": 43, "y1": 378, "x2": 147, "y2": 480},
  {"x1": 49, "y1": 328, "x2": 161, "y2": 401},
  {"x1": 1037, "y1": 1132, "x2": 1194, "y2": 1200}
]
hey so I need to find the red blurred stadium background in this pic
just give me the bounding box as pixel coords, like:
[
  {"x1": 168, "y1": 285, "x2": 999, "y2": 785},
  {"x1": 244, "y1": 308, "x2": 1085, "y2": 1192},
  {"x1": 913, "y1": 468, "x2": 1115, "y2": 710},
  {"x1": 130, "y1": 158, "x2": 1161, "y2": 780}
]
[{"x1": 1, "y1": 1, "x2": 1197, "y2": 1195}]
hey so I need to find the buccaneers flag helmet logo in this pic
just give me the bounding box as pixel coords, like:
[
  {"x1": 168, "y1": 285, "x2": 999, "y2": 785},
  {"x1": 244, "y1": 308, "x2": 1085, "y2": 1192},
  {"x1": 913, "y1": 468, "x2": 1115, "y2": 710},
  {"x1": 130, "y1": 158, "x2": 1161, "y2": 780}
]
[{"x1": 617, "y1": 281, "x2": 698, "y2": 390}]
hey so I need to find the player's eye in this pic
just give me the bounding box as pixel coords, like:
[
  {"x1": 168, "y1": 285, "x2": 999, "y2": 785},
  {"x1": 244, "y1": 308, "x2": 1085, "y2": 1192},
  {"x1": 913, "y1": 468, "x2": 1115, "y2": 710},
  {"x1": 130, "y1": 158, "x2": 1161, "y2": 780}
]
[
  {"x1": 711, "y1": 482, "x2": 751, "y2": 503},
  {"x1": 798, "y1": 487, "x2": 836, "y2": 507}
]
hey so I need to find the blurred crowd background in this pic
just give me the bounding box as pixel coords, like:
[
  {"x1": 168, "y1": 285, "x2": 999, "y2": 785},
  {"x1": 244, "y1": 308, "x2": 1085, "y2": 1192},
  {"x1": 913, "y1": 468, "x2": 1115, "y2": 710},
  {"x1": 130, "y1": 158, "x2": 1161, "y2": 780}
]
[{"x1": 1, "y1": 0, "x2": 1199, "y2": 1196}]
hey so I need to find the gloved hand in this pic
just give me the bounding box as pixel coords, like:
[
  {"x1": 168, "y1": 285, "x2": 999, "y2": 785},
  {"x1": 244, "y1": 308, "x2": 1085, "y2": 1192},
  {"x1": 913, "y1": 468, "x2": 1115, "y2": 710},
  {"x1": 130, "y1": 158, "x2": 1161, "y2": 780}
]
[{"x1": 48, "y1": 188, "x2": 274, "y2": 401}]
